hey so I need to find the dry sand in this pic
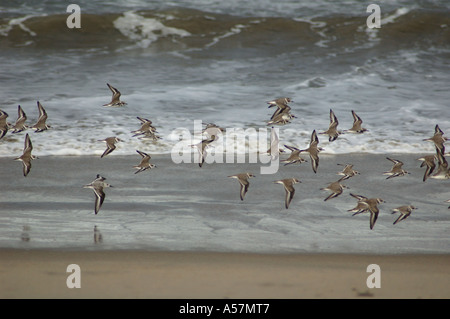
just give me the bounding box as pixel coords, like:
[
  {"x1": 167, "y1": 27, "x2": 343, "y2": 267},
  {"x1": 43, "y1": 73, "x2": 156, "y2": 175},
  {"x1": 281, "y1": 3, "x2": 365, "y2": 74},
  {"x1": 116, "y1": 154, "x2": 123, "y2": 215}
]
[{"x1": 1, "y1": 249, "x2": 449, "y2": 299}]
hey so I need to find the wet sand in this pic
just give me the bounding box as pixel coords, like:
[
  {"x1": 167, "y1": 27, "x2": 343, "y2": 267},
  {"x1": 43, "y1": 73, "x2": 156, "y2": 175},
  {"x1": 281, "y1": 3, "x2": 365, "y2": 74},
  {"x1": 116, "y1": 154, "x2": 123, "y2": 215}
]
[{"x1": 1, "y1": 249, "x2": 449, "y2": 299}]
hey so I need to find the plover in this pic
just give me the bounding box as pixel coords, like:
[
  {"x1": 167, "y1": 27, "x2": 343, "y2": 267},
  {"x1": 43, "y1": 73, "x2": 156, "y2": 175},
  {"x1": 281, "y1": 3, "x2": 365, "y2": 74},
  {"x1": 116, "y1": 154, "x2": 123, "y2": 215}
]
[
  {"x1": 392, "y1": 205, "x2": 417, "y2": 225},
  {"x1": 423, "y1": 124, "x2": 448, "y2": 155},
  {"x1": 267, "y1": 107, "x2": 296, "y2": 125},
  {"x1": 133, "y1": 150, "x2": 156, "y2": 174},
  {"x1": 190, "y1": 135, "x2": 216, "y2": 167},
  {"x1": 202, "y1": 123, "x2": 225, "y2": 138},
  {"x1": 337, "y1": 163, "x2": 360, "y2": 181},
  {"x1": 319, "y1": 109, "x2": 341, "y2": 142},
  {"x1": 417, "y1": 154, "x2": 437, "y2": 182},
  {"x1": 228, "y1": 173, "x2": 255, "y2": 201},
  {"x1": 429, "y1": 150, "x2": 450, "y2": 180},
  {"x1": 348, "y1": 193, "x2": 384, "y2": 230},
  {"x1": 31, "y1": 101, "x2": 50, "y2": 132},
  {"x1": 0, "y1": 109, "x2": 8, "y2": 139},
  {"x1": 347, "y1": 194, "x2": 370, "y2": 215},
  {"x1": 281, "y1": 145, "x2": 307, "y2": 166},
  {"x1": 131, "y1": 117, "x2": 157, "y2": 137},
  {"x1": 345, "y1": 110, "x2": 368, "y2": 134},
  {"x1": 299, "y1": 130, "x2": 323, "y2": 173},
  {"x1": 274, "y1": 178, "x2": 300, "y2": 209},
  {"x1": 99, "y1": 136, "x2": 123, "y2": 158},
  {"x1": 383, "y1": 157, "x2": 409, "y2": 179},
  {"x1": 14, "y1": 133, "x2": 37, "y2": 177},
  {"x1": 267, "y1": 97, "x2": 292, "y2": 120},
  {"x1": 83, "y1": 174, "x2": 112, "y2": 215},
  {"x1": 321, "y1": 180, "x2": 348, "y2": 201},
  {"x1": 10, "y1": 105, "x2": 28, "y2": 133},
  {"x1": 103, "y1": 83, "x2": 127, "y2": 107}
]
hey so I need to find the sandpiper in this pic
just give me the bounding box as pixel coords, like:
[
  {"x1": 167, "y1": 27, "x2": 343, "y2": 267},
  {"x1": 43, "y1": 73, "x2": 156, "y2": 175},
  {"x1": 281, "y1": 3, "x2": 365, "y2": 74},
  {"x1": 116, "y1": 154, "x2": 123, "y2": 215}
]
[
  {"x1": 274, "y1": 178, "x2": 300, "y2": 209},
  {"x1": 10, "y1": 105, "x2": 28, "y2": 133},
  {"x1": 348, "y1": 193, "x2": 384, "y2": 230},
  {"x1": 429, "y1": 150, "x2": 450, "y2": 180},
  {"x1": 267, "y1": 107, "x2": 296, "y2": 125},
  {"x1": 337, "y1": 163, "x2": 360, "y2": 181},
  {"x1": 417, "y1": 154, "x2": 437, "y2": 182},
  {"x1": 281, "y1": 145, "x2": 307, "y2": 166},
  {"x1": 392, "y1": 205, "x2": 417, "y2": 225},
  {"x1": 202, "y1": 123, "x2": 225, "y2": 139},
  {"x1": 267, "y1": 97, "x2": 292, "y2": 120},
  {"x1": 133, "y1": 150, "x2": 156, "y2": 174},
  {"x1": 383, "y1": 157, "x2": 409, "y2": 179},
  {"x1": 31, "y1": 101, "x2": 50, "y2": 132},
  {"x1": 228, "y1": 173, "x2": 255, "y2": 201},
  {"x1": 14, "y1": 133, "x2": 38, "y2": 177},
  {"x1": 423, "y1": 124, "x2": 448, "y2": 155},
  {"x1": 190, "y1": 135, "x2": 216, "y2": 167},
  {"x1": 131, "y1": 117, "x2": 157, "y2": 137},
  {"x1": 103, "y1": 83, "x2": 127, "y2": 107},
  {"x1": 321, "y1": 180, "x2": 348, "y2": 201},
  {"x1": 99, "y1": 136, "x2": 123, "y2": 158},
  {"x1": 83, "y1": 174, "x2": 113, "y2": 215},
  {"x1": 319, "y1": 109, "x2": 341, "y2": 142},
  {"x1": 345, "y1": 110, "x2": 368, "y2": 134},
  {"x1": 347, "y1": 194, "x2": 370, "y2": 215},
  {"x1": 299, "y1": 130, "x2": 323, "y2": 173},
  {"x1": 446, "y1": 199, "x2": 450, "y2": 209},
  {"x1": 0, "y1": 109, "x2": 8, "y2": 139}
]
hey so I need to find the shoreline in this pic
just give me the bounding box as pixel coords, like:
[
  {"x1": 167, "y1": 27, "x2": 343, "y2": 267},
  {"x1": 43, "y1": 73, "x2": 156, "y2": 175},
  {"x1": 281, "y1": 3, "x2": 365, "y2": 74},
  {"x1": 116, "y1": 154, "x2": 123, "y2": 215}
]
[
  {"x1": 1, "y1": 249, "x2": 449, "y2": 298},
  {"x1": 0, "y1": 153, "x2": 449, "y2": 254}
]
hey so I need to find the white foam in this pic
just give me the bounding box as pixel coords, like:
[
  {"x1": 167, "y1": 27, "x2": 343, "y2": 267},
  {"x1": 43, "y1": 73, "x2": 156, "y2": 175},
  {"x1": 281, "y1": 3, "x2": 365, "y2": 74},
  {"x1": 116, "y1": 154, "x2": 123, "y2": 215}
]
[{"x1": 113, "y1": 11, "x2": 191, "y2": 49}]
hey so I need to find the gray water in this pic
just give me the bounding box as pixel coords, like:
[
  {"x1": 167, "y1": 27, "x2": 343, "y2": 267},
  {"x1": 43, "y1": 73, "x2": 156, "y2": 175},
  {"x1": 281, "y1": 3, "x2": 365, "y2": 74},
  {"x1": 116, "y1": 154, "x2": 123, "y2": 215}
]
[{"x1": 0, "y1": 1, "x2": 449, "y2": 254}]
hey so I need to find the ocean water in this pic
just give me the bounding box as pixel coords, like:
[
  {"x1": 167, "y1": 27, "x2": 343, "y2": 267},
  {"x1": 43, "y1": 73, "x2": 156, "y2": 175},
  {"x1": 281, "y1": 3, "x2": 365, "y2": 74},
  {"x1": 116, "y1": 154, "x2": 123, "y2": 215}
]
[
  {"x1": 0, "y1": 0, "x2": 449, "y2": 157},
  {"x1": 0, "y1": 1, "x2": 449, "y2": 254}
]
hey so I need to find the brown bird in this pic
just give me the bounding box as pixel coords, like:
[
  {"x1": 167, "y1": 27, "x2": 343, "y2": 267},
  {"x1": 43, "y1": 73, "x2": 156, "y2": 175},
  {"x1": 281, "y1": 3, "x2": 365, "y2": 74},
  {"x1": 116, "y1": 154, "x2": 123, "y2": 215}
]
[
  {"x1": 0, "y1": 109, "x2": 8, "y2": 139},
  {"x1": 228, "y1": 173, "x2": 255, "y2": 201},
  {"x1": 133, "y1": 150, "x2": 156, "y2": 174},
  {"x1": 337, "y1": 163, "x2": 360, "y2": 181},
  {"x1": 103, "y1": 83, "x2": 127, "y2": 107},
  {"x1": 321, "y1": 180, "x2": 348, "y2": 201},
  {"x1": 10, "y1": 105, "x2": 28, "y2": 133},
  {"x1": 274, "y1": 178, "x2": 301, "y2": 209},
  {"x1": 348, "y1": 193, "x2": 384, "y2": 230},
  {"x1": 417, "y1": 154, "x2": 437, "y2": 182},
  {"x1": 383, "y1": 157, "x2": 409, "y2": 179},
  {"x1": 99, "y1": 136, "x2": 123, "y2": 158},
  {"x1": 392, "y1": 205, "x2": 417, "y2": 225},
  {"x1": 299, "y1": 130, "x2": 323, "y2": 173},
  {"x1": 31, "y1": 101, "x2": 50, "y2": 132},
  {"x1": 267, "y1": 97, "x2": 292, "y2": 120},
  {"x1": 319, "y1": 109, "x2": 341, "y2": 142},
  {"x1": 423, "y1": 124, "x2": 448, "y2": 155},
  {"x1": 345, "y1": 110, "x2": 368, "y2": 134},
  {"x1": 14, "y1": 133, "x2": 38, "y2": 177}
]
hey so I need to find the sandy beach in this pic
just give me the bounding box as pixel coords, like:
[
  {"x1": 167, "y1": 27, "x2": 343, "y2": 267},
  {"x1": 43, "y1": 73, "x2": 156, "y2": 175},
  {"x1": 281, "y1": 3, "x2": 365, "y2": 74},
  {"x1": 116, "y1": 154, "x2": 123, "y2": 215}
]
[{"x1": 1, "y1": 249, "x2": 449, "y2": 299}]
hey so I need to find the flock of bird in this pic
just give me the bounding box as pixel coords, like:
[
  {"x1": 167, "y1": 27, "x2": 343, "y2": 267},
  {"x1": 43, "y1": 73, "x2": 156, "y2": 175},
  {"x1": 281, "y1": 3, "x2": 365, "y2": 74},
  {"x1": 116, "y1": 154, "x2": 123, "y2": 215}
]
[{"x1": 1, "y1": 86, "x2": 449, "y2": 230}]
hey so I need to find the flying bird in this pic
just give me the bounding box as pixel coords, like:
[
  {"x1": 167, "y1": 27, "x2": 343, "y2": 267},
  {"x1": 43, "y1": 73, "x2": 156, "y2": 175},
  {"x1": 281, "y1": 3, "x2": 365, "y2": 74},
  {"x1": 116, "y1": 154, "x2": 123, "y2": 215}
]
[
  {"x1": 83, "y1": 174, "x2": 113, "y2": 215},
  {"x1": 103, "y1": 83, "x2": 127, "y2": 107},
  {"x1": 228, "y1": 173, "x2": 255, "y2": 201},
  {"x1": 14, "y1": 133, "x2": 38, "y2": 177}
]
